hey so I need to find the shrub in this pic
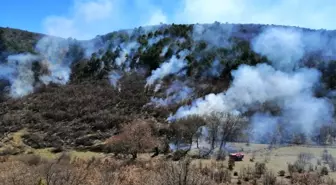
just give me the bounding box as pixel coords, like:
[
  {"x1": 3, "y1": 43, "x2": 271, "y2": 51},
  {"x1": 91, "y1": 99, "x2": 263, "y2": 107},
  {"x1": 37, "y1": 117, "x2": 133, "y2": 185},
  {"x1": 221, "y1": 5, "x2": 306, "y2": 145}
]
[
  {"x1": 172, "y1": 150, "x2": 188, "y2": 161},
  {"x1": 317, "y1": 159, "x2": 322, "y2": 166},
  {"x1": 0, "y1": 147, "x2": 21, "y2": 156},
  {"x1": 322, "y1": 149, "x2": 333, "y2": 163},
  {"x1": 263, "y1": 171, "x2": 276, "y2": 185},
  {"x1": 157, "y1": 158, "x2": 216, "y2": 185},
  {"x1": 50, "y1": 147, "x2": 64, "y2": 153},
  {"x1": 187, "y1": 149, "x2": 201, "y2": 159},
  {"x1": 213, "y1": 169, "x2": 231, "y2": 183},
  {"x1": 105, "y1": 119, "x2": 159, "y2": 159},
  {"x1": 255, "y1": 162, "x2": 266, "y2": 178},
  {"x1": 239, "y1": 166, "x2": 254, "y2": 182},
  {"x1": 18, "y1": 154, "x2": 42, "y2": 166},
  {"x1": 228, "y1": 157, "x2": 235, "y2": 170},
  {"x1": 288, "y1": 153, "x2": 314, "y2": 174},
  {"x1": 329, "y1": 158, "x2": 336, "y2": 172},
  {"x1": 291, "y1": 172, "x2": 323, "y2": 185},
  {"x1": 297, "y1": 152, "x2": 314, "y2": 163},
  {"x1": 250, "y1": 151, "x2": 256, "y2": 162},
  {"x1": 321, "y1": 166, "x2": 329, "y2": 176},
  {"x1": 278, "y1": 170, "x2": 285, "y2": 177}
]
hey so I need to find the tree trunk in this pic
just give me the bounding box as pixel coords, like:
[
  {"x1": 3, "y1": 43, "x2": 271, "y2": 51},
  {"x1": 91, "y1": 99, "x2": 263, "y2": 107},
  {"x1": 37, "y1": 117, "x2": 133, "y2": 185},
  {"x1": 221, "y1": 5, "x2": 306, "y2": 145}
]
[
  {"x1": 203, "y1": 137, "x2": 216, "y2": 158},
  {"x1": 217, "y1": 137, "x2": 226, "y2": 160},
  {"x1": 219, "y1": 138, "x2": 226, "y2": 152},
  {"x1": 211, "y1": 136, "x2": 216, "y2": 151},
  {"x1": 131, "y1": 152, "x2": 137, "y2": 160}
]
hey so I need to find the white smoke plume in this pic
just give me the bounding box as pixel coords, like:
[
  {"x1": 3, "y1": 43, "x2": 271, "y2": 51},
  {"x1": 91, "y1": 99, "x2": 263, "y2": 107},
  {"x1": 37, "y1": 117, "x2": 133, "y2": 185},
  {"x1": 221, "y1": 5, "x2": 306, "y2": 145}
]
[
  {"x1": 171, "y1": 27, "x2": 335, "y2": 142},
  {"x1": 146, "y1": 49, "x2": 190, "y2": 86},
  {"x1": 5, "y1": 54, "x2": 40, "y2": 98},
  {"x1": 108, "y1": 70, "x2": 122, "y2": 88},
  {"x1": 160, "y1": 45, "x2": 169, "y2": 57},
  {"x1": 35, "y1": 36, "x2": 74, "y2": 85},
  {"x1": 192, "y1": 23, "x2": 235, "y2": 48},
  {"x1": 252, "y1": 27, "x2": 304, "y2": 72},
  {"x1": 203, "y1": 59, "x2": 223, "y2": 77},
  {"x1": 0, "y1": 36, "x2": 88, "y2": 98},
  {"x1": 114, "y1": 41, "x2": 140, "y2": 68},
  {"x1": 150, "y1": 80, "x2": 193, "y2": 106},
  {"x1": 115, "y1": 51, "x2": 127, "y2": 67}
]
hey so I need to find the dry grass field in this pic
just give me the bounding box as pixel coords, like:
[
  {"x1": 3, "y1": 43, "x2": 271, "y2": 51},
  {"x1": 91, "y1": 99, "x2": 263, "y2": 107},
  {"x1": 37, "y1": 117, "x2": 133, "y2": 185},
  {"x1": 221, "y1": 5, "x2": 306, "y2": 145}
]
[{"x1": 2, "y1": 130, "x2": 336, "y2": 185}]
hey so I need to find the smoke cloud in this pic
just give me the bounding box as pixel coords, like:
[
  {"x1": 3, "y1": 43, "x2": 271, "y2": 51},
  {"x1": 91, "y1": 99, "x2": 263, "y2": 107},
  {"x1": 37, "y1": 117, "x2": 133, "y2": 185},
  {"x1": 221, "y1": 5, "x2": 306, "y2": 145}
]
[
  {"x1": 146, "y1": 49, "x2": 189, "y2": 86},
  {"x1": 171, "y1": 27, "x2": 335, "y2": 142},
  {"x1": 176, "y1": 0, "x2": 336, "y2": 30},
  {"x1": 4, "y1": 54, "x2": 41, "y2": 98},
  {"x1": 35, "y1": 37, "x2": 77, "y2": 85},
  {"x1": 0, "y1": 36, "x2": 87, "y2": 98},
  {"x1": 192, "y1": 22, "x2": 235, "y2": 48},
  {"x1": 252, "y1": 27, "x2": 304, "y2": 72},
  {"x1": 150, "y1": 80, "x2": 193, "y2": 106},
  {"x1": 108, "y1": 70, "x2": 122, "y2": 88}
]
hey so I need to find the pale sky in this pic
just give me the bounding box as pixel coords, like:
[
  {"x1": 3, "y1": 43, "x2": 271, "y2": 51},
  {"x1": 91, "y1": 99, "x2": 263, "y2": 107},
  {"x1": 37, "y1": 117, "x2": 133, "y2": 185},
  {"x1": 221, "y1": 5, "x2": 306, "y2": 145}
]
[{"x1": 1, "y1": 0, "x2": 335, "y2": 39}]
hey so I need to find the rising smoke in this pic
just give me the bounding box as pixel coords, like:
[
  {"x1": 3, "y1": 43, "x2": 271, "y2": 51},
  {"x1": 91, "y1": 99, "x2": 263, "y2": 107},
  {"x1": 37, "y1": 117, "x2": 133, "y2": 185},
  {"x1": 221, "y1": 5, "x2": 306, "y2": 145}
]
[
  {"x1": 5, "y1": 54, "x2": 41, "y2": 98},
  {"x1": 0, "y1": 36, "x2": 84, "y2": 98},
  {"x1": 149, "y1": 80, "x2": 194, "y2": 107},
  {"x1": 171, "y1": 26, "x2": 335, "y2": 143},
  {"x1": 146, "y1": 49, "x2": 190, "y2": 86}
]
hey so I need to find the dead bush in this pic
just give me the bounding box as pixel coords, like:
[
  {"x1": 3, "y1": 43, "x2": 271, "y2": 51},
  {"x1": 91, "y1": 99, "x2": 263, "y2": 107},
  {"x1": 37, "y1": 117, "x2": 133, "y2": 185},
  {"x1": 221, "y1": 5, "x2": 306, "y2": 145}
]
[
  {"x1": 263, "y1": 171, "x2": 276, "y2": 185},
  {"x1": 322, "y1": 149, "x2": 333, "y2": 163},
  {"x1": 291, "y1": 172, "x2": 323, "y2": 185},
  {"x1": 239, "y1": 166, "x2": 254, "y2": 182},
  {"x1": 237, "y1": 179, "x2": 242, "y2": 184},
  {"x1": 297, "y1": 152, "x2": 313, "y2": 163},
  {"x1": 0, "y1": 146, "x2": 21, "y2": 156},
  {"x1": 321, "y1": 166, "x2": 329, "y2": 176},
  {"x1": 228, "y1": 157, "x2": 235, "y2": 171},
  {"x1": 278, "y1": 170, "x2": 285, "y2": 177},
  {"x1": 328, "y1": 158, "x2": 336, "y2": 172},
  {"x1": 17, "y1": 154, "x2": 43, "y2": 166},
  {"x1": 40, "y1": 161, "x2": 90, "y2": 185},
  {"x1": 0, "y1": 161, "x2": 40, "y2": 185},
  {"x1": 172, "y1": 150, "x2": 188, "y2": 161},
  {"x1": 317, "y1": 159, "x2": 322, "y2": 166},
  {"x1": 211, "y1": 168, "x2": 231, "y2": 184},
  {"x1": 255, "y1": 162, "x2": 266, "y2": 178},
  {"x1": 287, "y1": 153, "x2": 314, "y2": 175},
  {"x1": 156, "y1": 158, "x2": 216, "y2": 185}
]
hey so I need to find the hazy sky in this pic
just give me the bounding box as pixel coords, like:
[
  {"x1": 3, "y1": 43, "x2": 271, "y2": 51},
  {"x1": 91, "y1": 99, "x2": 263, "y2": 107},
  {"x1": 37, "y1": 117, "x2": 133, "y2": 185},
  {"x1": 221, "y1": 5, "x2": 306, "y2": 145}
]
[{"x1": 1, "y1": 0, "x2": 335, "y2": 39}]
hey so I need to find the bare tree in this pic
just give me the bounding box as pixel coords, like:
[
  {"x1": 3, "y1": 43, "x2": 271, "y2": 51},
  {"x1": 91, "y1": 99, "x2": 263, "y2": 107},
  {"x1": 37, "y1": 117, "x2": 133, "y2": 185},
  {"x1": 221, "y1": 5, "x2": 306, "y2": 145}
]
[
  {"x1": 217, "y1": 112, "x2": 247, "y2": 154},
  {"x1": 204, "y1": 112, "x2": 221, "y2": 152},
  {"x1": 171, "y1": 115, "x2": 205, "y2": 151},
  {"x1": 204, "y1": 111, "x2": 247, "y2": 158}
]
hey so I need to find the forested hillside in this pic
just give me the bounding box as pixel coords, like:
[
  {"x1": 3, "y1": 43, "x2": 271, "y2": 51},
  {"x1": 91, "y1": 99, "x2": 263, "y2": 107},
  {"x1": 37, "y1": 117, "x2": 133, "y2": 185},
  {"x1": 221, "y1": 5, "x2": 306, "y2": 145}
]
[{"x1": 1, "y1": 23, "x2": 336, "y2": 157}]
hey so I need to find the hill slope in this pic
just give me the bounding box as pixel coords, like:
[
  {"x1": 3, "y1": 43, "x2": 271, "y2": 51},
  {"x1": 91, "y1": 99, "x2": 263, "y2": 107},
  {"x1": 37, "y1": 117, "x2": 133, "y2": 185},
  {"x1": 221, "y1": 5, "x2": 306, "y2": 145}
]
[{"x1": 1, "y1": 23, "x2": 336, "y2": 153}]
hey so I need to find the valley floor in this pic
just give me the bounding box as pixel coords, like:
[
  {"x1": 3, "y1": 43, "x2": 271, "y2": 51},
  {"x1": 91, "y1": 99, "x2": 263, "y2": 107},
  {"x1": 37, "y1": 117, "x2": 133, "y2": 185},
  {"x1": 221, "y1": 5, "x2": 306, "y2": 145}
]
[{"x1": 1, "y1": 130, "x2": 336, "y2": 184}]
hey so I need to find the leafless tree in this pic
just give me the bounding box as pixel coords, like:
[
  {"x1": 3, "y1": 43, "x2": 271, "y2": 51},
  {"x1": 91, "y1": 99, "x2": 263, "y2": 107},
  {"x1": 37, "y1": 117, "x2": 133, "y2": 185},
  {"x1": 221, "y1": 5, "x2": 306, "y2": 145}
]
[
  {"x1": 217, "y1": 112, "x2": 247, "y2": 153},
  {"x1": 204, "y1": 111, "x2": 247, "y2": 158},
  {"x1": 204, "y1": 112, "x2": 221, "y2": 152},
  {"x1": 171, "y1": 115, "x2": 205, "y2": 150}
]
